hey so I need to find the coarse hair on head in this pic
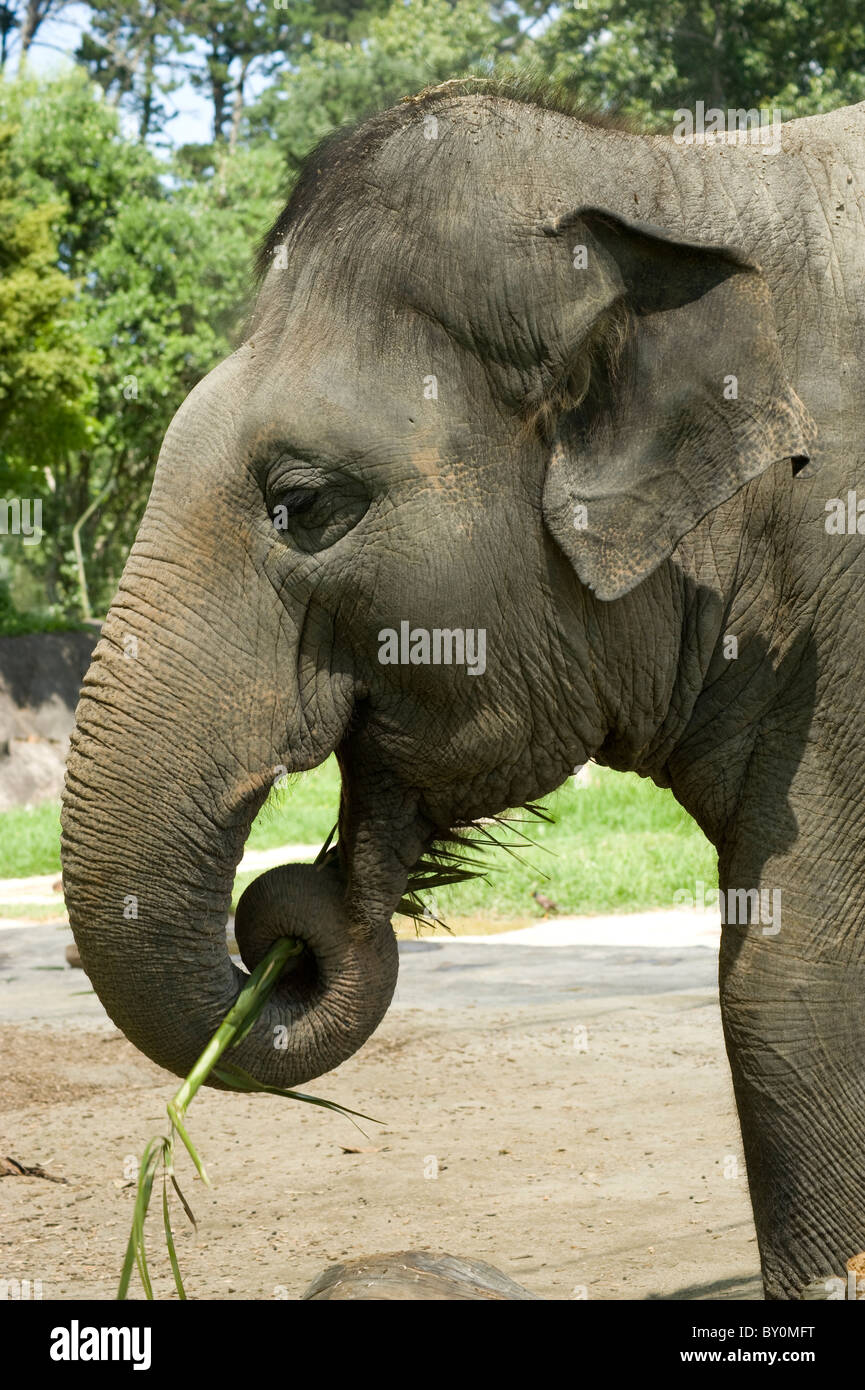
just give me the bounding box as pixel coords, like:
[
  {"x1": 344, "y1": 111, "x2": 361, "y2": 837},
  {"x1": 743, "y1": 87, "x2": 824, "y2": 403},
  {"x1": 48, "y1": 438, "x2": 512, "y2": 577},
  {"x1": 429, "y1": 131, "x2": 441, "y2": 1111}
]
[{"x1": 254, "y1": 68, "x2": 643, "y2": 287}]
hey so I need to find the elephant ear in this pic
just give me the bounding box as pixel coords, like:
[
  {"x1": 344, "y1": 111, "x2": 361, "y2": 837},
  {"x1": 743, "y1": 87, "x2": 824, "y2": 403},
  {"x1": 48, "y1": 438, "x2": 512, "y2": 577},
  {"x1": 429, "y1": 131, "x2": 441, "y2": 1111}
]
[{"x1": 540, "y1": 207, "x2": 816, "y2": 601}]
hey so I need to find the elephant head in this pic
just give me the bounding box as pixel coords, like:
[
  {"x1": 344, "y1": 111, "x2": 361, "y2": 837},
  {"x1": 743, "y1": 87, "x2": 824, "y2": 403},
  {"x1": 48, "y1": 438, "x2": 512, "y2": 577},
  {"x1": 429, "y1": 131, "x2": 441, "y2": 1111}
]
[{"x1": 60, "y1": 87, "x2": 812, "y2": 1089}]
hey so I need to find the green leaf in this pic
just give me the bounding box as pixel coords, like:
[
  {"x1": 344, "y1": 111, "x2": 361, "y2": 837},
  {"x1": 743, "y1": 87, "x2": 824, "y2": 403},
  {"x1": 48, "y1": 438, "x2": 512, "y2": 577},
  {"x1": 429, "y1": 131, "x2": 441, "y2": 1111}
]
[{"x1": 162, "y1": 1172, "x2": 187, "y2": 1300}]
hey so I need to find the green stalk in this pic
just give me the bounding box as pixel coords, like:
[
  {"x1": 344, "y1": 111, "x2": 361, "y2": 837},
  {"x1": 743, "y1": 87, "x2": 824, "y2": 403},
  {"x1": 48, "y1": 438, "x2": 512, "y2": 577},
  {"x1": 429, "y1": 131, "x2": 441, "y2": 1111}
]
[
  {"x1": 118, "y1": 929, "x2": 379, "y2": 1300},
  {"x1": 167, "y1": 937, "x2": 304, "y2": 1183}
]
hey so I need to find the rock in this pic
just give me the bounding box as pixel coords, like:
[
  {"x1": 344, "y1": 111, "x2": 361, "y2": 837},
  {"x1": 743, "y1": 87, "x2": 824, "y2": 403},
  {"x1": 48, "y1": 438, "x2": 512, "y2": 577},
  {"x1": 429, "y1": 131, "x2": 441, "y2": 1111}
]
[
  {"x1": 65, "y1": 943, "x2": 83, "y2": 970},
  {"x1": 0, "y1": 631, "x2": 97, "y2": 809},
  {"x1": 301, "y1": 1251, "x2": 541, "y2": 1301}
]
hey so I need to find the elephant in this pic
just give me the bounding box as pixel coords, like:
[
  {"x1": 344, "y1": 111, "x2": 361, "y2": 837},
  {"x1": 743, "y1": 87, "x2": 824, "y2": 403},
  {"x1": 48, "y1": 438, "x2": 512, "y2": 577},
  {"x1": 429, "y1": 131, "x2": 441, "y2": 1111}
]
[{"x1": 60, "y1": 77, "x2": 865, "y2": 1300}]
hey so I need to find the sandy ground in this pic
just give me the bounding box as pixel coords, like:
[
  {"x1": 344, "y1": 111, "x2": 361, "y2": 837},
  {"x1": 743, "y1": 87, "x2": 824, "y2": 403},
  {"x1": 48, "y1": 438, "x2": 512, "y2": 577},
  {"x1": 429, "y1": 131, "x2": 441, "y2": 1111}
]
[{"x1": 0, "y1": 917, "x2": 760, "y2": 1302}]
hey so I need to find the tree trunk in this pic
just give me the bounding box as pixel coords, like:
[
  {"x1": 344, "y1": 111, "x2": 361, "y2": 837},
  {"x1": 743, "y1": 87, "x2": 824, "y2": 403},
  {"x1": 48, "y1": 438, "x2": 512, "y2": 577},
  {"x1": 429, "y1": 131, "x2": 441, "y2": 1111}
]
[
  {"x1": 20, "y1": 0, "x2": 52, "y2": 60},
  {"x1": 228, "y1": 58, "x2": 250, "y2": 155}
]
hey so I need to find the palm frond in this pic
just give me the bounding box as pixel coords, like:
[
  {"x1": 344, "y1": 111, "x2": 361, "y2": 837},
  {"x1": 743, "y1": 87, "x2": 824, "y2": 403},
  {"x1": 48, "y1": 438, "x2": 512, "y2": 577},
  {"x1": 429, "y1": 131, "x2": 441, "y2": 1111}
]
[{"x1": 398, "y1": 800, "x2": 556, "y2": 933}]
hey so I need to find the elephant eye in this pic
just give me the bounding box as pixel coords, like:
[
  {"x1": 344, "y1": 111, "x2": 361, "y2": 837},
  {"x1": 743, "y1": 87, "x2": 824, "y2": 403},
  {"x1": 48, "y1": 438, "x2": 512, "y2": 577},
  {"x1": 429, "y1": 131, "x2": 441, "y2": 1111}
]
[
  {"x1": 270, "y1": 488, "x2": 318, "y2": 521},
  {"x1": 267, "y1": 477, "x2": 370, "y2": 553}
]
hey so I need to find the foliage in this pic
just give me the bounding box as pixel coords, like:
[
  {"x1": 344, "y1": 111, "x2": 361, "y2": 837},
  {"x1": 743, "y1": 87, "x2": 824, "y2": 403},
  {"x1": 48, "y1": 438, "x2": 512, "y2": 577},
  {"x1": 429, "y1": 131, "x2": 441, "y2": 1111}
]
[
  {"x1": 247, "y1": 0, "x2": 505, "y2": 165},
  {"x1": 0, "y1": 67, "x2": 283, "y2": 618},
  {"x1": 535, "y1": 0, "x2": 865, "y2": 126},
  {"x1": 75, "y1": 0, "x2": 187, "y2": 142},
  {"x1": 0, "y1": 577, "x2": 84, "y2": 634},
  {"x1": 0, "y1": 116, "x2": 96, "y2": 477}
]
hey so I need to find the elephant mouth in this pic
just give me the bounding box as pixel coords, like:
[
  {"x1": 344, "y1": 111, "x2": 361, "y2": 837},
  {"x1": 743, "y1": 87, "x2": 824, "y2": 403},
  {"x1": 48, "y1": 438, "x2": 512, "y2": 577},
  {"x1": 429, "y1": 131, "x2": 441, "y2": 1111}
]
[
  {"x1": 378, "y1": 799, "x2": 557, "y2": 934},
  {"x1": 260, "y1": 940, "x2": 321, "y2": 1012}
]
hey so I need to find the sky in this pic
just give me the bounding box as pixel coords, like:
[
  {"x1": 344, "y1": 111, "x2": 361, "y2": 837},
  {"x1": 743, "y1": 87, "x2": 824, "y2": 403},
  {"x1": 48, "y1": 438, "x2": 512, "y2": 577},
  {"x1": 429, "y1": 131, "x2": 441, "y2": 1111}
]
[
  {"x1": 25, "y1": 1, "x2": 215, "y2": 146},
  {"x1": 20, "y1": 1, "x2": 559, "y2": 150}
]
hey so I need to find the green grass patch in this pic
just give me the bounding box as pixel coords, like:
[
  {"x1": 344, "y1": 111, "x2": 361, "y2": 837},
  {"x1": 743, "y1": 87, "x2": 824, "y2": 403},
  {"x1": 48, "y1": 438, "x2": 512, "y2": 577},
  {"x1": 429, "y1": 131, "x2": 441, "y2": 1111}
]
[
  {"x1": 232, "y1": 762, "x2": 717, "y2": 918},
  {"x1": 0, "y1": 801, "x2": 63, "y2": 878},
  {"x1": 0, "y1": 901, "x2": 65, "y2": 920},
  {"x1": 243, "y1": 759, "x2": 341, "y2": 851},
  {"x1": 427, "y1": 771, "x2": 718, "y2": 922},
  {"x1": 0, "y1": 763, "x2": 341, "y2": 882}
]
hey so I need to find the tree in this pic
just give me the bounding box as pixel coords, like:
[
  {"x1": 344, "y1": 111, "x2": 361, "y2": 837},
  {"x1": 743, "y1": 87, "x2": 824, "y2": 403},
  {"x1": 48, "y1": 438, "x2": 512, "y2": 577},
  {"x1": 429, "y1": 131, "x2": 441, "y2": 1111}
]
[
  {"x1": 0, "y1": 109, "x2": 98, "y2": 613},
  {"x1": 177, "y1": 0, "x2": 298, "y2": 146},
  {"x1": 74, "y1": 0, "x2": 400, "y2": 147},
  {"x1": 78, "y1": 140, "x2": 285, "y2": 603},
  {"x1": 75, "y1": 0, "x2": 187, "y2": 141},
  {"x1": 534, "y1": 0, "x2": 865, "y2": 126},
  {"x1": 0, "y1": 0, "x2": 70, "y2": 70},
  {"x1": 0, "y1": 120, "x2": 96, "y2": 473},
  {"x1": 5, "y1": 64, "x2": 292, "y2": 611},
  {"x1": 0, "y1": 71, "x2": 159, "y2": 609},
  {"x1": 247, "y1": 0, "x2": 505, "y2": 168}
]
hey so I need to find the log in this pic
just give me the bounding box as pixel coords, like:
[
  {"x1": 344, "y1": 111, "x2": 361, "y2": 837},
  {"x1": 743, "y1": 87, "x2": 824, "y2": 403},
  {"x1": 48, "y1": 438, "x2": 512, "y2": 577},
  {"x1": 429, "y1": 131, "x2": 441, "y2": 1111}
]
[
  {"x1": 301, "y1": 1250, "x2": 541, "y2": 1301},
  {"x1": 847, "y1": 1252, "x2": 865, "y2": 1300}
]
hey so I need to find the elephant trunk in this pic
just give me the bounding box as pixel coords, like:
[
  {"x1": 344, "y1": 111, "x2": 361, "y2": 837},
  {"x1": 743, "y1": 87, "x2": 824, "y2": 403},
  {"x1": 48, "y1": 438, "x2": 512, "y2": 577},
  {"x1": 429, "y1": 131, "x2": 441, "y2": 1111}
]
[
  {"x1": 60, "y1": 621, "x2": 403, "y2": 1090},
  {"x1": 231, "y1": 859, "x2": 400, "y2": 1083}
]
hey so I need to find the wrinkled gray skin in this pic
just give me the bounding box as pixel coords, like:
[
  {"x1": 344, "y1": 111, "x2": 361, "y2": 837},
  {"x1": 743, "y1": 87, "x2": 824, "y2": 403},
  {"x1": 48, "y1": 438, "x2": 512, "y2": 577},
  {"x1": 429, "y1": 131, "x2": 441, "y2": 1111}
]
[{"x1": 61, "y1": 88, "x2": 865, "y2": 1299}]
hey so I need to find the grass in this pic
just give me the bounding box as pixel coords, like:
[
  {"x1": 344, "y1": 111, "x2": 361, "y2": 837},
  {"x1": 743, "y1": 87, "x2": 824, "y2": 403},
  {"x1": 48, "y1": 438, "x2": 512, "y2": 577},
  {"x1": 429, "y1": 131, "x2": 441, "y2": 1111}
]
[
  {"x1": 424, "y1": 770, "x2": 718, "y2": 924},
  {"x1": 119, "y1": 934, "x2": 377, "y2": 1300},
  {"x1": 0, "y1": 801, "x2": 63, "y2": 878},
  {"x1": 0, "y1": 584, "x2": 87, "y2": 637},
  {"x1": 0, "y1": 902, "x2": 65, "y2": 921},
  {"x1": 0, "y1": 758, "x2": 718, "y2": 922},
  {"x1": 243, "y1": 759, "x2": 341, "y2": 850}
]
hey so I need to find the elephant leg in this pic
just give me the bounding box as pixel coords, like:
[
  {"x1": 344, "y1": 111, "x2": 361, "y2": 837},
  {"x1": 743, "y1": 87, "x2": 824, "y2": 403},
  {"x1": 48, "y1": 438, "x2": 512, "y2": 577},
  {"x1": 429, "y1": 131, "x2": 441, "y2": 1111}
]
[{"x1": 717, "y1": 756, "x2": 865, "y2": 1299}]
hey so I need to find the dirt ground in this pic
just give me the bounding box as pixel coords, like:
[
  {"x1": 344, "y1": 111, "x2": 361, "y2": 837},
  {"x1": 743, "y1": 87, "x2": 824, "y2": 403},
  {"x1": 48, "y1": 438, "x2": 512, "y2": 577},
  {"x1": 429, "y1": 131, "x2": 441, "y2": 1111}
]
[{"x1": 0, "y1": 970, "x2": 761, "y2": 1301}]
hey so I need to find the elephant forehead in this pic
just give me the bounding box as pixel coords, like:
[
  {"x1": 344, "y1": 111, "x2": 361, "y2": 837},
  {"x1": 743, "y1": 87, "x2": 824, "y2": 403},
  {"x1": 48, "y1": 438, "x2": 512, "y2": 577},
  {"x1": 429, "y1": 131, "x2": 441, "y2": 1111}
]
[
  {"x1": 238, "y1": 306, "x2": 477, "y2": 481},
  {"x1": 244, "y1": 359, "x2": 413, "y2": 458}
]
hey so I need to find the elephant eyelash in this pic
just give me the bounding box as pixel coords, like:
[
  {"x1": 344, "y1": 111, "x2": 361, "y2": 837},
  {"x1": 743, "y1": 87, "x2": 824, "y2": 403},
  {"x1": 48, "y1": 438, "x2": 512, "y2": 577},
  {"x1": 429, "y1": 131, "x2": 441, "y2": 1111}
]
[{"x1": 269, "y1": 488, "x2": 320, "y2": 519}]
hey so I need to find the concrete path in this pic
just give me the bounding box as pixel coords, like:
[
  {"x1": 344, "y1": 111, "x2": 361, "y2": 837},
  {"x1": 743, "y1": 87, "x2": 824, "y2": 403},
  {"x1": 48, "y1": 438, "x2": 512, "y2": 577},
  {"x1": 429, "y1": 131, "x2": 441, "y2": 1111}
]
[
  {"x1": 0, "y1": 842, "x2": 322, "y2": 920},
  {"x1": 455, "y1": 909, "x2": 721, "y2": 949},
  {"x1": 0, "y1": 914, "x2": 720, "y2": 1026}
]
